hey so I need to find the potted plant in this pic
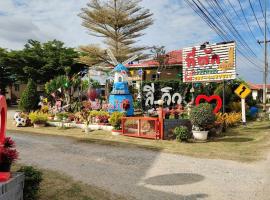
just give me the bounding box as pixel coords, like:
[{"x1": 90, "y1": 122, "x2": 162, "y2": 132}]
[
  {"x1": 0, "y1": 137, "x2": 19, "y2": 181},
  {"x1": 190, "y1": 103, "x2": 216, "y2": 141},
  {"x1": 109, "y1": 112, "x2": 124, "y2": 135},
  {"x1": 173, "y1": 126, "x2": 191, "y2": 142},
  {"x1": 29, "y1": 111, "x2": 48, "y2": 128}
]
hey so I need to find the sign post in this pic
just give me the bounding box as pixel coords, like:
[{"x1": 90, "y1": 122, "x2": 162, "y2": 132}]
[
  {"x1": 241, "y1": 98, "x2": 246, "y2": 125},
  {"x1": 234, "y1": 83, "x2": 252, "y2": 125}
]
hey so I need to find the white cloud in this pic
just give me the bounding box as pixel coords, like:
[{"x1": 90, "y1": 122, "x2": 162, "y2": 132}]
[{"x1": 0, "y1": 0, "x2": 266, "y2": 83}]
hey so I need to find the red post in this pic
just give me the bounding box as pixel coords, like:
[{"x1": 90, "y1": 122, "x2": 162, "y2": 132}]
[
  {"x1": 121, "y1": 117, "x2": 125, "y2": 135},
  {"x1": 158, "y1": 107, "x2": 164, "y2": 140},
  {"x1": 0, "y1": 96, "x2": 7, "y2": 144}
]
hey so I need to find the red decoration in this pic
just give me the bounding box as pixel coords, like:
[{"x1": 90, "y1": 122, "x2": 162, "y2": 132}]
[
  {"x1": 195, "y1": 95, "x2": 222, "y2": 113},
  {"x1": 121, "y1": 99, "x2": 130, "y2": 111},
  {"x1": 0, "y1": 96, "x2": 7, "y2": 144},
  {"x1": 87, "y1": 88, "x2": 97, "y2": 101}
]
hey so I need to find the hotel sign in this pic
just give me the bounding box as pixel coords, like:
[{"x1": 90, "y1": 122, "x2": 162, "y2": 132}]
[{"x1": 182, "y1": 41, "x2": 236, "y2": 82}]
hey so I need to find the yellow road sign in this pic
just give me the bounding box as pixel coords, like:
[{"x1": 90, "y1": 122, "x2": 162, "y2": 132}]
[{"x1": 234, "y1": 83, "x2": 251, "y2": 99}]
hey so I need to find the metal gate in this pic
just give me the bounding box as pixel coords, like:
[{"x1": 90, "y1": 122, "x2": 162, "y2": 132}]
[{"x1": 121, "y1": 117, "x2": 162, "y2": 139}]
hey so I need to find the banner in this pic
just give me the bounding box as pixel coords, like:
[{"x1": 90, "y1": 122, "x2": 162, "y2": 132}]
[{"x1": 182, "y1": 41, "x2": 236, "y2": 82}]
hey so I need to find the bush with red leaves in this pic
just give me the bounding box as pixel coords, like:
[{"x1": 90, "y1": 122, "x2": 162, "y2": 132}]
[{"x1": 0, "y1": 137, "x2": 19, "y2": 165}]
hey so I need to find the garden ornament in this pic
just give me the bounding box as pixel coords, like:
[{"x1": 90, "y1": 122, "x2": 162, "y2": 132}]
[
  {"x1": 195, "y1": 94, "x2": 222, "y2": 113},
  {"x1": 107, "y1": 49, "x2": 136, "y2": 116},
  {"x1": 13, "y1": 112, "x2": 27, "y2": 127}
]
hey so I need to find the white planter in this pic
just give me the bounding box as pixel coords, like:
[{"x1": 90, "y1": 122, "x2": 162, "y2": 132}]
[
  {"x1": 112, "y1": 130, "x2": 122, "y2": 136},
  {"x1": 33, "y1": 123, "x2": 46, "y2": 128},
  {"x1": 192, "y1": 130, "x2": 208, "y2": 141}
]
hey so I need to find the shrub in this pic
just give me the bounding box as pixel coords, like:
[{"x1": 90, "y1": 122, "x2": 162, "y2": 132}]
[
  {"x1": 216, "y1": 112, "x2": 242, "y2": 128},
  {"x1": 29, "y1": 111, "x2": 48, "y2": 124},
  {"x1": 173, "y1": 126, "x2": 190, "y2": 142},
  {"x1": 109, "y1": 112, "x2": 124, "y2": 130},
  {"x1": 56, "y1": 112, "x2": 69, "y2": 120},
  {"x1": 190, "y1": 103, "x2": 216, "y2": 131},
  {"x1": 18, "y1": 166, "x2": 43, "y2": 200},
  {"x1": 228, "y1": 102, "x2": 241, "y2": 112},
  {"x1": 19, "y1": 79, "x2": 39, "y2": 112}
]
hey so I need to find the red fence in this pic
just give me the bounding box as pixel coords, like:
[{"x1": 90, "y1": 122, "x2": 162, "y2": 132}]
[{"x1": 122, "y1": 117, "x2": 163, "y2": 139}]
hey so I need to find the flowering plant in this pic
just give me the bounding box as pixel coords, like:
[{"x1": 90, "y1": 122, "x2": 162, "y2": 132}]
[{"x1": 0, "y1": 137, "x2": 19, "y2": 172}]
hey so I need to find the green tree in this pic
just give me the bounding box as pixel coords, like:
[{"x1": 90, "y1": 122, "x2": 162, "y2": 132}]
[
  {"x1": 8, "y1": 40, "x2": 81, "y2": 84},
  {"x1": 0, "y1": 48, "x2": 14, "y2": 95},
  {"x1": 79, "y1": 0, "x2": 153, "y2": 66},
  {"x1": 19, "y1": 79, "x2": 39, "y2": 112}
]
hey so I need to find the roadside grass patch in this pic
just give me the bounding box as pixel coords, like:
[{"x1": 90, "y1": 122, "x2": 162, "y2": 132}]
[{"x1": 12, "y1": 165, "x2": 126, "y2": 200}]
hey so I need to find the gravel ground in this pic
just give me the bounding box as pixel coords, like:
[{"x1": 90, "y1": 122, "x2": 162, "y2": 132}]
[{"x1": 7, "y1": 131, "x2": 270, "y2": 200}]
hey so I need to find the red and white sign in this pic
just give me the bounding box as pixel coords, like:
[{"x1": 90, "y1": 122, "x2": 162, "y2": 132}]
[{"x1": 182, "y1": 41, "x2": 236, "y2": 82}]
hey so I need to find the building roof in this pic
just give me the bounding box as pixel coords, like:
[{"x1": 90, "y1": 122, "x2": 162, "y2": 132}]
[
  {"x1": 248, "y1": 82, "x2": 270, "y2": 90},
  {"x1": 127, "y1": 49, "x2": 182, "y2": 69},
  {"x1": 113, "y1": 63, "x2": 128, "y2": 72}
]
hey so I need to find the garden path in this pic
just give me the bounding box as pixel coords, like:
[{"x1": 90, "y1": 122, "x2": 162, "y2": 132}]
[{"x1": 7, "y1": 131, "x2": 270, "y2": 200}]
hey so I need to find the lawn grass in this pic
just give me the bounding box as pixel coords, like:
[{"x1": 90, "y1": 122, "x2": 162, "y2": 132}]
[
  {"x1": 12, "y1": 165, "x2": 126, "y2": 200},
  {"x1": 7, "y1": 120, "x2": 270, "y2": 162}
]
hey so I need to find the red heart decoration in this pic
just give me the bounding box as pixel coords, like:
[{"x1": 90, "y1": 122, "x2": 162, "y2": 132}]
[
  {"x1": 195, "y1": 95, "x2": 222, "y2": 113},
  {"x1": 0, "y1": 96, "x2": 7, "y2": 144}
]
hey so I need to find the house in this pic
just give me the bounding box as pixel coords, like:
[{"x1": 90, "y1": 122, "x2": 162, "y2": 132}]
[
  {"x1": 6, "y1": 83, "x2": 45, "y2": 104},
  {"x1": 126, "y1": 50, "x2": 182, "y2": 86},
  {"x1": 248, "y1": 82, "x2": 270, "y2": 102}
]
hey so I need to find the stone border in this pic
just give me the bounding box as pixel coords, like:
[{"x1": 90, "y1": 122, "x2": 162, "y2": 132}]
[
  {"x1": 47, "y1": 121, "x2": 113, "y2": 131},
  {"x1": 0, "y1": 173, "x2": 24, "y2": 200}
]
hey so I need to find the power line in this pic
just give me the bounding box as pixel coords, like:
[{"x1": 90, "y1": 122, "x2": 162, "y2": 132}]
[
  {"x1": 258, "y1": 0, "x2": 270, "y2": 35},
  {"x1": 248, "y1": 0, "x2": 264, "y2": 36},
  {"x1": 211, "y1": 0, "x2": 259, "y2": 58},
  {"x1": 183, "y1": 0, "x2": 263, "y2": 71},
  {"x1": 226, "y1": 0, "x2": 262, "y2": 49},
  {"x1": 193, "y1": 0, "x2": 263, "y2": 68}
]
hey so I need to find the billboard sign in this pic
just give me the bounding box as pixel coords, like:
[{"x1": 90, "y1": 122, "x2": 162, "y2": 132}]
[{"x1": 182, "y1": 41, "x2": 236, "y2": 82}]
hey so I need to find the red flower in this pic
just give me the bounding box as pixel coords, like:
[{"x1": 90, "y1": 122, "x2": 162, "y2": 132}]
[
  {"x1": 121, "y1": 99, "x2": 130, "y2": 111},
  {"x1": 3, "y1": 137, "x2": 15, "y2": 149},
  {"x1": 0, "y1": 148, "x2": 19, "y2": 164}
]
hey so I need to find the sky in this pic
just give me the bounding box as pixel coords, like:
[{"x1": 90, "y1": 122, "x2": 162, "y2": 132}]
[{"x1": 0, "y1": 0, "x2": 269, "y2": 83}]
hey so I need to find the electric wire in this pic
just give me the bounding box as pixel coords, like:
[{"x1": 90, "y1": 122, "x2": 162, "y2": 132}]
[
  {"x1": 258, "y1": 0, "x2": 270, "y2": 35},
  {"x1": 193, "y1": 0, "x2": 263, "y2": 68},
  {"x1": 248, "y1": 0, "x2": 264, "y2": 36},
  {"x1": 226, "y1": 0, "x2": 260, "y2": 47},
  {"x1": 183, "y1": 0, "x2": 263, "y2": 72}
]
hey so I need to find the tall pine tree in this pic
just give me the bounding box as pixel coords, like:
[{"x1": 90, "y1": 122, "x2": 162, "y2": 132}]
[{"x1": 79, "y1": 0, "x2": 153, "y2": 65}]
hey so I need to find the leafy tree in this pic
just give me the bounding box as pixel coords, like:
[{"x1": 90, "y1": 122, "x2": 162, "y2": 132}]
[
  {"x1": 79, "y1": 0, "x2": 153, "y2": 66},
  {"x1": 19, "y1": 79, "x2": 39, "y2": 112},
  {"x1": 8, "y1": 40, "x2": 81, "y2": 84},
  {"x1": 0, "y1": 48, "x2": 13, "y2": 95}
]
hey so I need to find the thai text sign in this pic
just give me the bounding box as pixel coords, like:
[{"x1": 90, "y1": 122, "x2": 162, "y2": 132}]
[
  {"x1": 182, "y1": 41, "x2": 236, "y2": 82},
  {"x1": 143, "y1": 83, "x2": 183, "y2": 107}
]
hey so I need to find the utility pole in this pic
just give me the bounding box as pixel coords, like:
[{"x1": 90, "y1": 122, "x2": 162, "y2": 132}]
[{"x1": 258, "y1": 0, "x2": 270, "y2": 112}]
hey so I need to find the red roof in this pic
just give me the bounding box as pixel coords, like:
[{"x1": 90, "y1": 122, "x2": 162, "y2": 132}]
[
  {"x1": 127, "y1": 49, "x2": 182, "y2": 68},
  {"x1": 248, "y1": 82, "x2": 270, "y2": 90}
]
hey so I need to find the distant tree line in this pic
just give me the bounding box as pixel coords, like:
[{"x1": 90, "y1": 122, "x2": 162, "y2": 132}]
[{"x1": 0, "y1": 39, "x2": 86, "y2": 95}]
